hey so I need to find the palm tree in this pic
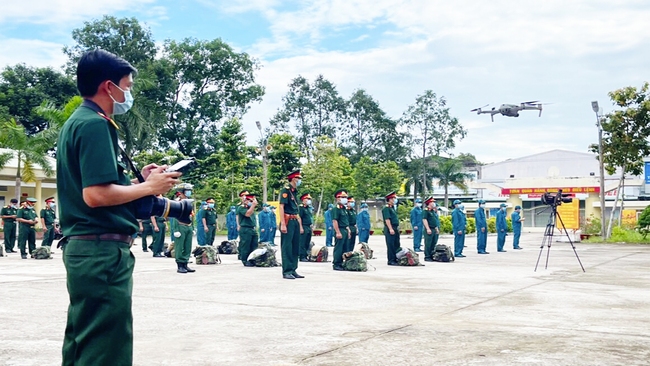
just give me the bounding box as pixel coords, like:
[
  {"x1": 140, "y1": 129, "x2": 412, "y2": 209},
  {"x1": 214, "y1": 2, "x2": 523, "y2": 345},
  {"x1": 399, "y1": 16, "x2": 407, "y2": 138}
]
[
  {"x1": 431, "y1": 157, "x2": 473, "y2": 209},
  {"x1": 0, "y1": 119, "x2": 55, "y2": 201}
]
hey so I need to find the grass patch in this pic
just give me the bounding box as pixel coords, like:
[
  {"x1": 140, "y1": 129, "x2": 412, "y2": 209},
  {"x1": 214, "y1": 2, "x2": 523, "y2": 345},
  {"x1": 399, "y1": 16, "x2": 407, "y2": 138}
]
[{"x1": 583, "y1": 227, "x2": 650, "y2": 244}]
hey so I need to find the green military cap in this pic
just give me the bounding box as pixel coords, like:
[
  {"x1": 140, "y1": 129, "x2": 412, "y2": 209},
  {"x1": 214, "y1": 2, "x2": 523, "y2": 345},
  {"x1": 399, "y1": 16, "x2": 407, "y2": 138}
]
[{"x1": 26, "y1": 197, "x2": 38, "y2": 203}]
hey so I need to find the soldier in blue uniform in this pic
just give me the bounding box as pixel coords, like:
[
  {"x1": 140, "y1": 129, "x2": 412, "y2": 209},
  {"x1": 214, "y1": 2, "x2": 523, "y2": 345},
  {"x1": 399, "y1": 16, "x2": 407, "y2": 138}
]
[
  {"x1": 195, "y1": 201, "x2": 207, "y2": 246},
  {"x1": 1, "y1": 198, "x2": 18, "y2": 253},
  {"x1": 226, "y1": 205, "x2": 238, "y2": 240},
  {"x1": 258, "y1": 203, "x2": 272, "y2": 243},
  {"x1": 511, "y1": 205, "x2": 524, "y2": 250},
  {"x1": 451, "y1": 199, "x2": 466, "y2": 258},
  {"x1": 475, "y1": 199, "x2": 489, "y2": 254},
  {"x1": 496, "y1": 203, "x2": 508, "y2": 252},
  {"x1": 269, "y1": 206, "x2": 278, "y2": 245},
  {"x1": 410, "y1": 198, "x2": 423, "y2": 252},
  {"x1": 357, "y1": 202, "x2": 371, "y2": 243},
  {"x1": 324, "y1": 203, "x2": 334, "y2": 247}
]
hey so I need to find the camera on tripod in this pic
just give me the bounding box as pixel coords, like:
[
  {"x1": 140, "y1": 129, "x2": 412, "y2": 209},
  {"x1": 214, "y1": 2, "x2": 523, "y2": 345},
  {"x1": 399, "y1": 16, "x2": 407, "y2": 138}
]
[{"x1": 540, "y1": 189, "x2": 573, "y2": 206}]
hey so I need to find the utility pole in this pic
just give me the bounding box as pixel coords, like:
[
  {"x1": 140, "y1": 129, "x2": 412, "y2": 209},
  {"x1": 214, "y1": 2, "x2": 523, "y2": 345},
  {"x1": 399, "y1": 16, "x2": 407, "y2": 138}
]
[
  {"x1": 592, "y1": 101, "x2": 607, "y2": 239},
  {"x1": 256, "y1": 121, "x2": 268, "y2": 203}
]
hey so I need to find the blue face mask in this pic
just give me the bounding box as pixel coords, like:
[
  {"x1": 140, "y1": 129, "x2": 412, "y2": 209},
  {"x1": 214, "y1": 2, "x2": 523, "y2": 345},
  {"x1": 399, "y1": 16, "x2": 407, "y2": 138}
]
[
  {"x1": 264, "y1": 207, "x2": 270, "y2": 212},
  {"x1": 231, "y1": 208, "x2": 235, "y2": 212},
  {"x1": 208, "y1": 203, "x2": 215, "y2": 209},
  {"x1": 184, "y1": 190, "x2": 192, "y2": 198},
  {"x1": 394, "y1": 198, "x2": 399, "y2": 205},
  {"x1": 306, "y1": 199, "x2": 312, "y2": 206},
  {"x1": 110, "y1": 82, "x2": 134, "y2": 115},
  {"x1": 296, "y1": 179, "x2": 302, "y2": 187},
  {"x1": 415, "y1": 203, "x2": 422, "y2": 208},
  {"x1": 349, "y1": 202, "x2": 355, "y2": 208},
  {"x1": 247, "y1": 202, "x2": 252, "y2": 207}
]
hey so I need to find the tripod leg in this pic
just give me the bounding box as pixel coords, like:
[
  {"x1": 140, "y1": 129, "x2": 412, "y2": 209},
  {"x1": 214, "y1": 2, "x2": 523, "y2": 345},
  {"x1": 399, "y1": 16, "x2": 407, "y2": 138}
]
[
  {"x1": 535, "y1": 222, "x2": 554, "y2": 272},
  {"x1": 555, "y1": 212, "x2": 586, "y2": 272}
]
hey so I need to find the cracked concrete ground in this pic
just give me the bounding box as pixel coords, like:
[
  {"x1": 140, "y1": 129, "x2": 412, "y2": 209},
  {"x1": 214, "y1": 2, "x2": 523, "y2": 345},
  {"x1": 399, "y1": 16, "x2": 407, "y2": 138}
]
[{"x1": 1, "y1": 232, "x2": 649, "y2": 366}]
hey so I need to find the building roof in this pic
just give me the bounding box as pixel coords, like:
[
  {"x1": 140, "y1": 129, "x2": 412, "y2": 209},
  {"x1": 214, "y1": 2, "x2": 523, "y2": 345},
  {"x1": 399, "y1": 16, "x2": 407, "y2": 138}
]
[{"x1": 0, "y1": 148, "x2": 57, "y2": 181}]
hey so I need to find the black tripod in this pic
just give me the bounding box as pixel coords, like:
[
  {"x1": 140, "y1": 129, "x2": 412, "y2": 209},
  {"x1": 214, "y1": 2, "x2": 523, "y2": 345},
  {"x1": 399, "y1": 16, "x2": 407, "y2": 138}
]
[{"x1": 535, "y1": 204, "x2": 585, "y2": 272}]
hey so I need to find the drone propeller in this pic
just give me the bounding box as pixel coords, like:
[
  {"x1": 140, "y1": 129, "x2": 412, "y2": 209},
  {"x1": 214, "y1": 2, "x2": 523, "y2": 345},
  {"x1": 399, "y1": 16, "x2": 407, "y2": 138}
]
[
  {"x1": 470, "y1": 104, "x2": 489, "y2": 112},
  {"x1": 522, "y1": 100, "x2": 540, "y2": 105}
]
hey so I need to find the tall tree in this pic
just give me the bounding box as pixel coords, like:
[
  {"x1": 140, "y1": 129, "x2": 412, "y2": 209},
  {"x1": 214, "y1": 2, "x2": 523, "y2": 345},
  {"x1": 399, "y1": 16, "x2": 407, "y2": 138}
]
[
  {"x1": 431, "y1": 157, "x2": 473, "y2": 209},
  {"x1": 402, "y1": 90, "x2": 466, "y2": 196},
  {"x1": 155, "y1": 38, "x2": 264, "y2": 158},
  {"x1": 596, "y1": 82, "x2": 650, "y2": 238},
  {"x1": 266, "y1": 133, "x2": 302, "y2": 198},
  {"x1": 271, "y1": 75, "x2": 345, "y2": 161},
  {"x1": 352, "y1": 156, "x2": 405, "y2": 202},
  {"x1": 0, "y1": 64, "x2": 77, "y2": 134}
]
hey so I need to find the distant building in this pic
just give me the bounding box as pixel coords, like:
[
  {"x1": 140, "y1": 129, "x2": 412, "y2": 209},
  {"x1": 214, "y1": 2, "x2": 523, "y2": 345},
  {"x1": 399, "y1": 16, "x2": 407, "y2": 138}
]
[{"x1": 0, "y1": 148, "x2": 57, "y2": 214}]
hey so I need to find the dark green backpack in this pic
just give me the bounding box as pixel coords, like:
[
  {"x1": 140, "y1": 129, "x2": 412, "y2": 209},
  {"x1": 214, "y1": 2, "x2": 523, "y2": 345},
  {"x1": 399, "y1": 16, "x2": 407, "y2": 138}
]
[
  {"x1": 32, "y1": 246, "x2": 52, "y2": 259},
  {"x1": 343, "y1": 251, "x2": 367, "y2": 272},
  {"x1": 433, "y1": 244, "x2": 455, "y2": 262},
  {"x1": 396, "y1": 247, "x2": 423, "y2": 266},
  {"x1": 193, "y1": 246, "x2": 221, "y2": 265},
  {"x1": 218, "y1": 240, "x2": 239, "y2": 254}
]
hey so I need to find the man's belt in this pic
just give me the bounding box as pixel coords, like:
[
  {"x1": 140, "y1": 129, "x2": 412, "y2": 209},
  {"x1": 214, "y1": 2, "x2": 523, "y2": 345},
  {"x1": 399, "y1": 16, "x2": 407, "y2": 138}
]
[
  {"x1": 284, "y1": 214, "x2": 299, "y2": 221},
  {"x1": 177, "y1": 221, "x2": 192, "y2": 226},
  {"x1": 69, "y1": 233, "x2": 133, "y2": 244}
]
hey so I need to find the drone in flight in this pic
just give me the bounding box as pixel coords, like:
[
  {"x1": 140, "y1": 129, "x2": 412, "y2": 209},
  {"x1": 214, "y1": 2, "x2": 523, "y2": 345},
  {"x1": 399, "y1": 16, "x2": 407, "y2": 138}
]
[{"x1": 471, "y1": 101, "x2": 545, "y2": 122}]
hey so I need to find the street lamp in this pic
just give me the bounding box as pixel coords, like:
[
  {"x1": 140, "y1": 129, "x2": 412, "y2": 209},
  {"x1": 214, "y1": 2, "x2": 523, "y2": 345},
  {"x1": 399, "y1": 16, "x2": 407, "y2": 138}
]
[
  {"x1": 591, "y1": 101, "x2": 607, "y2": 239},
  {"x1": 256, "y1": 121, "x2": 269, "y2": 203}
]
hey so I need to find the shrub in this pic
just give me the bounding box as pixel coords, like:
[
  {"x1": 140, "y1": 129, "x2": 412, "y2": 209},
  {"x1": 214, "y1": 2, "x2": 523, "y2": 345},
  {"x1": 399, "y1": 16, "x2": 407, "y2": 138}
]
[
  {"x1": 582, "y1": 214, "x2": 602, "y2": 235},
  {"x1": 637, "y1": 206, "x2": 650, "y2": 238},
  {"x1": 465, "y1": 217, "x2": 476, "y2": 234},
  {"x1": 487, "y1": 217, "x2": 496, "y2": 233},
  {"x1": 439, "y1": 215, "x2": 452, "y2": 234}
]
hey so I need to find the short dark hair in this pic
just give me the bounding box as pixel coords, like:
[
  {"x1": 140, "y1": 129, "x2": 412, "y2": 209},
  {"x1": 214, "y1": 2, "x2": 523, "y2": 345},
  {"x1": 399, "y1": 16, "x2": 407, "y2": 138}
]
[
  {"x1": 76, "y1": 49, "x2": 137, "y2": 97},
  {"x1": 10, "y1": 198, "x2": 18, "y2": 203}
]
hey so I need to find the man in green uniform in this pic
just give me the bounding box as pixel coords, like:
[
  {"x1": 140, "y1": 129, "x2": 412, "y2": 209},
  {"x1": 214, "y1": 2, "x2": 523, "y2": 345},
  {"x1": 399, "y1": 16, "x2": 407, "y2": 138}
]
[
  {"x1": 332, "y1": 190, "x2": 350, "y2": 271},
  {"x1": 1, "y1": 198, "x2": 18, "y2": 253},
  {"x1": 237, "y1": 191, "x2": 259, "y2": 266},
  {"x1": 57, "y1": 49, "x2": 181, "y2": 365},
  {"x1": 138, "y1": 218, "x2": 154, "y2": 252},
  {"x1": 201, "y1": 197, "x2": 218, "y2": 246},
  {"x1": 346, "y1": 196, "x2": 358, "y2": 252},
  {"x1": 151, "y1": 198, "x2": 167, "y2": 257},
  {"x1": 382, "y1": 191, "x2": 400, "y2": 266},
  {"x1": 279, "y1": 170, "x2": 304, "y2": 279},
  {"x1": 422, "y1": 197, "x2": 440, "y2": 262},
  {"x1": 39, "y1": 197, "x2": 57, "y2": 247},
  {"x1": 17, "y1": 198, "x2": 38, "y2": 259},
  {"x1": 298, "y1": 193, "x2": 313, "y2": 262},
  {"x1": 173, "y1": 183, "x2": 195, "y2": 273}
]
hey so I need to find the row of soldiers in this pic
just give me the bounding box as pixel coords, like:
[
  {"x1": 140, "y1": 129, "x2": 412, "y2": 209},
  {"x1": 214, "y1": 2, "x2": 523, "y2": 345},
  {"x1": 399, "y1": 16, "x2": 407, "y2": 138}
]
[{"x1": 1, "y1": 196, "x2": 58, "y2": 258}]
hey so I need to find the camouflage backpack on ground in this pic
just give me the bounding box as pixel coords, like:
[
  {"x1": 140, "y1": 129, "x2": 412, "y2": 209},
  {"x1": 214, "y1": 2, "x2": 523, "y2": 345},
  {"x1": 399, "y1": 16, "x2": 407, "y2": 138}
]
[
  {"x1": 193, "y1": 246, "x2": 221, "y2": 265},
  {"x1": 218, "y1": 240, "x2": 239, "y2": 254},
  {"x1": 342, "y1": 251, "x2": 367, "y2": 271},
  {"x1": 396, "y1": 247, "x2": 423, "y2": 266},
  {"x1": 31, "y1": 246, "x2": 52, "y2": 259},
  {"x1": 164, "y1": 242, "x2": 175, "y2": 258},
  {"x1": 248, "y1": 242, "x2": 280, "y2": 267},
  {"x1": 308, "y1": 242, "x2": 329, "y2": 262},
  {"x1": 354, "y1": 242, "x2": 374, "y2": 260},
  {"x1": 433, "y1": 244, "x2": 455, "y2": 262}
]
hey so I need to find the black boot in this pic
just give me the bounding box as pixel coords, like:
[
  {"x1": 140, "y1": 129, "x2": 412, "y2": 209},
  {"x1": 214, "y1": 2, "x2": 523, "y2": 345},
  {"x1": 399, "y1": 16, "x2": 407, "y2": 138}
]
[
  {"x1": 184, "y1": 263, "x2": 196, "y2": 273},
  {"x1": 177, "y1": 262, "x2": 187, "y2": 274}
]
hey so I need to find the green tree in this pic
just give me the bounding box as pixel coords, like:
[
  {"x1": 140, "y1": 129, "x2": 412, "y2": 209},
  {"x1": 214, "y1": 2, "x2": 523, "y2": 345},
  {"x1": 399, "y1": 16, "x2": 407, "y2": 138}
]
[
  {"x1": 354, "y1": 157, "x2": 405, "y2": 201},
  {"x1": 155, "y1": 38, "x2": 264, "y2": 158},
  {"x1": 34, "y1": 96, "x2": 84, "y2": 154},
  {"x1": 402, "y1": 90, "x2": 466, "y2": 196},
  {"x1": 271, "y1": 75, "x2": 345, "y2": 161},
  {"x1": 0, "y1": 64, "x2": 77, "y2": 134},
  {"x1": 266, "y1": 133, "x2": 302, "y2": 198},
  {"x1": 0, "y1": 119, "x2": 55, "y2": 201},
  {"x1": 431, "y1": 157, "x2": 473, "y2": 209}
]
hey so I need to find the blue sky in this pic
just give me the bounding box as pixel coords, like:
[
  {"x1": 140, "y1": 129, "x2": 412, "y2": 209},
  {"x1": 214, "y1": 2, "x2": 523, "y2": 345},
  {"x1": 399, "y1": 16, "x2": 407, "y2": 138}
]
[{"x1": 2, "y1": 0, "x2": 650, "y2": 163}]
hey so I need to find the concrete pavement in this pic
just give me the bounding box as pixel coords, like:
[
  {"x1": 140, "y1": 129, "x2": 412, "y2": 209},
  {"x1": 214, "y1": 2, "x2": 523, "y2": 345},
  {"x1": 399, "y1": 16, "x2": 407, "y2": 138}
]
[{"x1": 1, "y1": 233, "x2": 649, "y2": 365}]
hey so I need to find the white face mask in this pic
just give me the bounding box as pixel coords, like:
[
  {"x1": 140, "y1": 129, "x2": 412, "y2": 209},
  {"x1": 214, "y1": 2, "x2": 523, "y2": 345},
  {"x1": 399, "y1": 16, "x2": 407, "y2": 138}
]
[
  {"x1": 415, "y1": 203, "x2": 422, "y2": 208},
  {"x1": 109, "y1": 82, "x2": 134, "y2": 115},
  {"x1": 340, "y1": 198, "x2": 348, "y2": 205},
  {"x1": 306, "y1": 199, "x2": 312, "y2": 206}
]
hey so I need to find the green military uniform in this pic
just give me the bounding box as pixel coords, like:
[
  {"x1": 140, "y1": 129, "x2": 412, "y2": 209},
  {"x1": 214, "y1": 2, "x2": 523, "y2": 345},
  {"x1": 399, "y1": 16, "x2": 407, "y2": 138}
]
[
  {"x1": 18, "y1": 206, "x2": 38, "y2": 256},
  {"x1": 423, "y1": 207, "x2": 440, "y2": 261},
  {"x1": 382, "y1": 203, "x2": 400, "y2": 265},
  {"x1": 1, "y1": 204, "x2": 18, "y2": 252},
  {"x1": 347, "y1": 207, "x2": 357, "y2": 252},
  {"x1": 40, "y1": 206, "x2": 57, "y2": 247},
  {"x1": 332, "y1": 203, "x2": 349, "y2": 269},
  {"x1": 139, "y1": 219, "x2": 154, "y2": 251},
  {"x1": 174, "y1": 221, "x2": 193, "y2": 266},
  {"x1": 279, "y1": 185, "x2": 300, "y2": 276},
  {"x1": 298, "y1": 204, "x2": 313, "y2": 261},
  {"x1": 152, "y1": 216, "x2": 167, "y2": 256},
  {"x1": 57, "y1": 100, "x2": 139, "y2": 365},
  {"x1": 202, "y1": 208, "x2": 218, "y2": 246},
  {"x1": 237, "y1": 204, "x2": 258, "y2": 265}
]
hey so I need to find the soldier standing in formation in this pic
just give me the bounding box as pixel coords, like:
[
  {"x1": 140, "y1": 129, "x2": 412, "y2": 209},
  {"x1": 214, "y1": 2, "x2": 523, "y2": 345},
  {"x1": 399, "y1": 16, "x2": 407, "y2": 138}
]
[
  {"x1": 259, "y1": 203, "x2": 272, "y2": 243},
  {"x1": 202, "y1": 197, "x2": 218, "y2": 246},
  {"x1": 298, "y1": 193, "x2": 313, "y2": 262},
  {"x1": 422, "y1": 197, "x2": 439, "y2": 262},
  {"x1": 346, "y1": 196, "x2": 357, "y2": 252},
  {"x1": 40, "y1": 197, "x2": 57, "y2": 248},
  {"x1": 195, "y1": 201, "x2": 207, "y2": 246},
  {"x1": 138, "y1": 218, "x2": 154, "y2": 252},
  {"x1": 324, "y1": 203, "x2": 334, "y2": 247},
  {"x1": 151, "y1": 197, "x2": 167, "y2": 258},
  {"x1": 237, "y1": 192, "x2": 259, "y2": 267},
  {"x1": 17, "y1": 198, "x2": 38, "y2": 259},
  {"x1": 410, "y1": 198, "x2": 423, "y2": 252},
  {"x1": 173, "y1": 183, "x2": 195, "y2": 274},
  {"x1": 475, "y1": 199, "x2": 489, "y2": 254},
  {"x1": 269, "y1": 205, "x2": 278, "y2": 245},
  {"x1": 356, "y1": 202, "x2": 371, "y2": 243},
  {"x1": 382, "y1": 192, "x2": 400, "y2": 266},
  {"x1": 496, "y1": 203, "x2": 508, "y2": 252},
  {"x1": 451, "y1": 200, "x2": 466, "y2": 258},
  {"x1": 226, "y1": 205, "x2": 238, "y2": 240},
  {"x1": 1, "y1": 198, "x2": 19, "y2": 253},
  {"x1": 511, "y1": 205, "x2": 524, "y2": 250},
  {"x1": 331, "y1": 189, "x2": 350, "y2": 271},
  {"x1": 279, "y1": 170, "x2": 304, "y2": 279}
]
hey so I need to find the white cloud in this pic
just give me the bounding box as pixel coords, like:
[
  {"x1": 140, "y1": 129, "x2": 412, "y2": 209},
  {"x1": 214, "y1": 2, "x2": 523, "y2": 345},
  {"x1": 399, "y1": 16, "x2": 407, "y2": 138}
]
[
  {"x1": 0, "y1": 38, "x2": 68, "y2": 69},
  {"x1": 0, "y1": 0, "x2": 159, "y2": 24}
]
